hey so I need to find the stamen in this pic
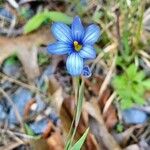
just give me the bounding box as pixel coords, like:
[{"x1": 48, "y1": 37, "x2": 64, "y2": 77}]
[{"x1": 73, "y1": 41, "x2": 82, "y2": 51}]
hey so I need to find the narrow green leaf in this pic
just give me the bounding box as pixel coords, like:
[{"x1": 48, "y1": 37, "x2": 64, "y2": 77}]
[
  {"x1": 134, "y1": 71, "x2": 145, "y2": 82},
  {"x1": 71, "y1": 128, "x2": 89, "y2": 150},
  {"x1": 4, "y1": 55, "x2": 18, "y2": 66},
  {"x1": 46, "y1": 11, "x2": 73, "y2": 24},
  {"x1": 24, "y1": 11, "x2": 72, "y2": 33},
  {"x1": 131, "y1": 93, "x2": 145, "y2": 105},
  {"x1": 65, "y1": 139, "x2": 71, "y2": 150},
  {"x1": 75, "y1": 80, "x2": 84, "y2": 127},
  {"x1": 142, "y1": 79, "x2": 150, "y2": 89},
  {"x1": 120, "y1": 99, "x2": 133, "y2": 109},
  {"x1": 24, "y1": 123, "x2": 35, "y2": 136},
  {"x1": 24, "y1": 11, "x2": 48, "y2": 33},
  {"x1": 126, "y1": 64, "x2": 137, "y2": 79}
]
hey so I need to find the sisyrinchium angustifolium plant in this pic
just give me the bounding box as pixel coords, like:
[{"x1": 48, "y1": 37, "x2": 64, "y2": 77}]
[
  {"x1": 47, "y1": 16, "x2": 100, "y2": 149},
  {"x1": 112, "y1": 64, "x2": 150, "y2": 109},
  {"x1": 47, "y1": 16, "x2": 100, "y2": 77}
]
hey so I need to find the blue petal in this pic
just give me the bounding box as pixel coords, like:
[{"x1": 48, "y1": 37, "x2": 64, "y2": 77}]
[
  {"x1": 79, "y1": 45, "x2": 96, "y2": 59},
  {"x1": 71, "y1": 16, "x2": 84, "y2": 41},
  {"x1": 51, "y1": 22, "x2": 72, "y2": 43},
  {"x1": 47, "y1": 42, "x2": 72, "y2": 55},
  {"x1": 83, "y1": 24, "x2": 100, "y2": 44},
  {"x1": 66, "y1": 53, "x2": 83, "y2": 76},
  {"x1": 82, "y1": 65, "x2": 92, "y2": 78}
]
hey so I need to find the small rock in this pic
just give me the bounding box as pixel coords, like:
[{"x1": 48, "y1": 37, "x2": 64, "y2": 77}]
[
  {"x1": 0, "y1": 7, "x2": 14, "y2": 20},
  {"x1": 36, "y1": 65, "x2": 53, "y2": 90},
  {"x1": 0, "y1": 105, "x2": 6, "y2": 121},
  {"x1": 3, "y1": 58, "x2": 21, "y2": 78},
  {"x1": 8, "y1": 88, "x2": 32, "y2": 124},
  {"x1": 122, "y1": 108, "x2": 148, "y2": 124},
  {"x1": 35, "y1": 95, "x2": 46, "y2": 112},
  {"x1": 49, "y1": 112, "x2": 60, "y2": 126},
  {"x1": 29, "y1": 118, "x2": 49, "y2": 135}
]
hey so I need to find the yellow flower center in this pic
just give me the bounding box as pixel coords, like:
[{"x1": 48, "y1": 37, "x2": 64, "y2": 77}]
[{"x1": 74, "y1": 41, "x2": 82, "y2": 51}]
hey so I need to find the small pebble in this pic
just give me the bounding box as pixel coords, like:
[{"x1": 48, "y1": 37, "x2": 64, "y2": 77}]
[
  {"x1": 8, "y1": 88, "x2": 32, "y2": 124},
  {"x1": 122, "y1": 108, "x2": 148, "y2": 124},
  {"x1": 29, "y1": 118, "x2": 49, "y2": 135},
  {"x1": 3, "y1": 59, "x2": 21, "y2": 78},
  {"x1": 0, "y1": 105, "x2": 6, "y2": 121}
]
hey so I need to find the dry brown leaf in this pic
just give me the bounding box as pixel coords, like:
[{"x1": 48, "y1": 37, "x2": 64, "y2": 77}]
[
  {"x1": 84, "y1": 76, "x2": 104, "y2": 96},
  {"x1": 0, "y1": 25, "x2": 53, "y2": 79},
  {"x1": 48, "y1": 76, "x2": 64, "y2": 113},
  {"x1": 103, "y1": 105, "x2": 118, "y2": 130},
  {"x1": 31, "y1": 139, "x2": 50, "y2": 150},
  {"x1": 46, "y1": 132, "x2": 64, "y2": 150},
  {"x1": 84, "y1": 101, "x2": 122, "y2": 150},
  {"x1": 86, "y1": 133, "x2": 100, "y2": 150},
  {"x1": 124, "y1": 144, "x2": 140, "y2": 150},
  {"x1": 112, "y1": 125, "x2": 142, "y2": 146},
  {"x1": 85, "y1": 76, "x2": 118, "y2": 130},
  {"x1": 60, "y1": 96, "x2": 75, "y2": 141}
]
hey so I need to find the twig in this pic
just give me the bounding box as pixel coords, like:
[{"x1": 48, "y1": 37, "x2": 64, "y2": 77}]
[
  {"x1": 98, "y1": 54, "x2": 117, "y2": 100},
  {"x1": 0, "y1": 129, "x2": 24, "y2": 144},
  {"x1": 0, "y1": 88, "x2": 24, "y2": 129},
  {"x1": 1, "y1": 129, "x2": 39, "y2": 140},
  {"x1": 6, "y1": 0, "x2": 19, "y2": 8},
  {"x1": 103, "y1": 91, "x2": 117, "y2": 114},
  {"x1": 139, "y1": 50, "x2": 150, "y2": 60},
  {"x1": 114, "y1": 6, "x2": 122, "y2": 51},
  {"x1": 91, "y1": 43, "x2": 117, "y2": 71},
  {"x1": 0, "y1": 73, "x2": 49, "y2": 100},
  {"x1": 142, "y1": 57, "x2": 150, "y2": 68},
  {"x1": 0, "y1": 142, "x2": 23, "y2": 150}
]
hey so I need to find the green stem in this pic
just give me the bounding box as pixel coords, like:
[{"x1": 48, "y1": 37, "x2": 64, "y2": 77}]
[{"x1": 65, "y1": 77, "x2": 80, "y2": 150}]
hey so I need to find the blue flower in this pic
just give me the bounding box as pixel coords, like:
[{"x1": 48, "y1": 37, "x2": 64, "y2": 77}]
[{"x1": 47, "y1": 16, "x2": 100, "y2": 76}]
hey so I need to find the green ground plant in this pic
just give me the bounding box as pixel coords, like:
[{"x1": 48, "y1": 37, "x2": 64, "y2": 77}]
[{"x1": 112, "y1": 64, "x2": 150, "y2": 109}]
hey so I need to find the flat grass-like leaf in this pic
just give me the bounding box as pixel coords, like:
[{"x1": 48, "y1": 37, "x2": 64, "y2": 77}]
[
  {"x1": 24, "y1": 11, "x2": 48, "y2": 33},
  {"x1": 46, "y1": 11, "x2": 73, "y2": 24},
  {"x1": 75, "y1": 80, "x2": 84, "y2": 127},
  {"x1": 4, "y1": 55, "x2": 18, "y2": 66},
  {"x1": 71, "y1": 128, "x2": 89, "y2": 150},
  {"x1": 24, "y1": 123, "x2": 35, "y2": 136},
  {"x1": 24, "y1": 11, "x2": 72, "y2": 33}
]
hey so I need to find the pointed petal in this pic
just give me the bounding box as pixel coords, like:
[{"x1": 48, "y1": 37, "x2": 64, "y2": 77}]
[
  {"x1": 71, "y1": 16, "x2": 84, "y2": 41},
  {"x1": 83, "y1": 24, "x2": 100, "y2": 44},
  {"x1": 47, "y1": 42, "x2": 72, "y2": 55},
  {"x1": 51, "y1": 22, "x2": 72, "y2": 43},
  {"x1": 66, "y1": 53, "x2": 83, "y2": 76},
  {"x1": 79, "y1": 45, "x2": 96, "y2": 59},
  {"x1": 82, "y1": 65, "x2": 91, "y2": 78}
]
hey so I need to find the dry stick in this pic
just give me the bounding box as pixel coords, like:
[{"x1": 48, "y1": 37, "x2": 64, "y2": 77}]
[
  {"x1": 85, "y1": 102, "x2": 122, "y2": 150},
  {"x1": 1, "y1": 129, "x2": 24, "y2": 144},
  {"x1": 1, "y1": 129, "x2": 38, "y2": 140},
  {"x1": 142, "y1": 57, "x2": 150, "y2": 68},
  {"x1": 0, "y1": 142, "x2": 23, "y2": 150},
  {"x1": 103, "y1": 91, "x2": 117, "y2": 114},
  {"x1": 91, "y1": 43, "x2": 117, "y2": 71},
  {"x1": 0, "y1": 88, "x2": 24, "y2": 129},
  {"x1": 139, "y1": 50, "x2": 150, "y2": 60},
  {"x1": 98, "y1": 54, "x2": 117, "y2": 100},
  {"x1": 0, "y1": 73, "x2": 50, "y2": 101},
  {"x1": 115, "y1": 7, "x2": 122, "y2": 52},
  {"x1": 0, "y1": 72, "x2": 40, "y2": 93}
]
